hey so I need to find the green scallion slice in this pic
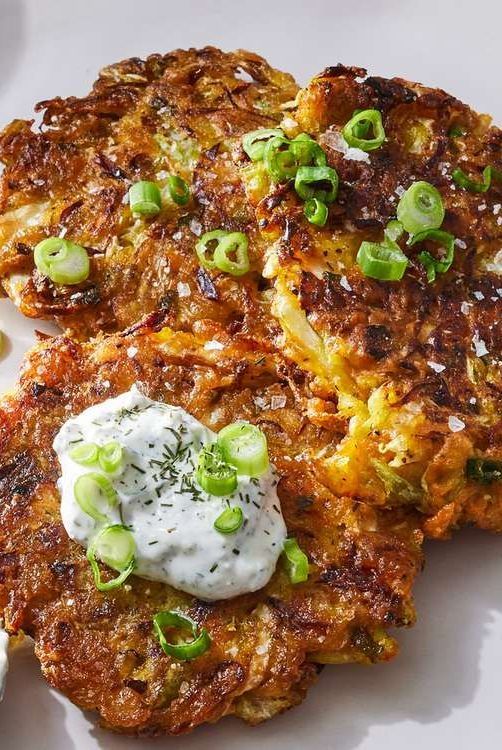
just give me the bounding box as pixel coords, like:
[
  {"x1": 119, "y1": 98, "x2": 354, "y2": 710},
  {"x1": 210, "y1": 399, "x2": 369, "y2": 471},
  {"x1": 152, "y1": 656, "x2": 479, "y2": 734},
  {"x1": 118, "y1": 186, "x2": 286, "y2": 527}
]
[
  {"x1": 452, "y1": 165, "x2": 502, "y2": 193},
  {"x1": 129, "y1": 180, "x2": 162, "y2": 215},
  {"x1": 153, "y1": 610, "x2": 211, "y2": 661},
  {"x1": 263, "y1": 135, "x2": 300, "y2": 182},
  {"x1": 396, "y1": 181, "x2": 445, "y2": 235},
  {"x1": 74, "y1": 471, "x2": 117, "y2": 522},
  {"x1": 289, "y1": 133, "x2": 327, "y2": 168},
  {"x1": 166, "y1": 175, "x2": 190, "y2": 206},
  {"x1": 87, "y1": 525, "x2": 135, "y2": 591},
  {"x1": 34, "y1": 237, "x2": 90, "y2": 285},
  {"x1": 263, "y1": 133, "x2": 327, "y2": 183},
  {"x1": 217, "y1": 422, "x2": 269, "y2": 477},
  {"x1": 448, "y1": 124, "x2": 466, "y2": 138},
  {"x1": 294, "y1": 165, "x2": 339, "y2": 204},
  {"x1": 356, "y1": 240, "x2": 408, "y2": 281},
  {"x1": 195, "y1": 229, "x2": 227, "y2": 270},
  {"x1": 466, "y1": 457, "x2": 502, "y2": 484},
  {"x1": 196, "y1": 230, "x2": 249, "y2": 276},
  {"x1": 342, "y1": 109, "x2": 386, "y2": 151},
  {"x1": 213, "y1": 232, "x2": 249, "y2": 276},
  {"x1": 283, "y1": 537, "x2": 309, "y2": 584},
  {"x1": 408, "y1": 229, "x2": 455, "y2": 282},
  {"x1": 304, "y1": 198, "x2": 328, "y2": 227},
  {"x1": 242, "y1": 128, "x2": 284, "y2": 161},
  {"x1": 214, "y1": 506, "x2": 244, "y2": 534},
  {"x1": 69, "y1": 442, "x2": 99, "y2": 467},
  {"x1": 98, "y1": 441, "x2": 124, "y2": 474},
  {"x1": 196, "y1": 443, "x2": 237, "y2": 496}
]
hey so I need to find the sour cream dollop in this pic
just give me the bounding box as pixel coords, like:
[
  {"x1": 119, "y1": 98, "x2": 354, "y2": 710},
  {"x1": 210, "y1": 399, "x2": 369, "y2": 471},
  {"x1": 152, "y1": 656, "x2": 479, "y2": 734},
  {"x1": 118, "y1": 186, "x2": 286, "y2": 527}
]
[{"x1": 53, "y1": 386, "x2": 286, "y2": 600}]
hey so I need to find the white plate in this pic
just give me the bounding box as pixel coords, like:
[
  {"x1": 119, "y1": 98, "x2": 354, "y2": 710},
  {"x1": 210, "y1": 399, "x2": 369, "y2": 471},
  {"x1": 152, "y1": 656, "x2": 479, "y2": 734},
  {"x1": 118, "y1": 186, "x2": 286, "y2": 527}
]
[{"x1": 0, "y1": 1, "x2": 501, "y2": 748}]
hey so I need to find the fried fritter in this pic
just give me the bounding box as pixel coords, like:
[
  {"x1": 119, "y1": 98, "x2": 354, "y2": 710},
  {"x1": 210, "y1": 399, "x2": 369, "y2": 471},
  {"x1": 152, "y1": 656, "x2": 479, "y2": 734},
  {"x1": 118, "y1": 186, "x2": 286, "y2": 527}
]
[
  {"x1": 0, "y1": 315, "x2": 422, "y2": 734},
  {"x1": 0, "y1": 47, "x2": 297, "y2": 337},
  {"x1": 240, "y1": 65, "x2": 502, "y2": 537}
]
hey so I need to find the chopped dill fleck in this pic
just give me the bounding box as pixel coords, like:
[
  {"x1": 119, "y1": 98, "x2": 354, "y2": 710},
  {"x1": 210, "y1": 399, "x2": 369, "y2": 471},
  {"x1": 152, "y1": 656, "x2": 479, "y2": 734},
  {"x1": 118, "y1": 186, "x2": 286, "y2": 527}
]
[{"x1": 130, "y1": 463, "x2": 146, "y2": 474}]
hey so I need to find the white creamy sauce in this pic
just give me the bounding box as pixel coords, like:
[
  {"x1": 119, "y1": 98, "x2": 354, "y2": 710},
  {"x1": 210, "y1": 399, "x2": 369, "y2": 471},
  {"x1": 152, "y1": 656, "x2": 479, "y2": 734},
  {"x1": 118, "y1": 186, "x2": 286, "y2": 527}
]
[
  {"x1": 53, "y1": 387, "x2": 286, "y2": 600},
  {"x1": 0, "y1": 628, "x2": 8, "y2": 701}
]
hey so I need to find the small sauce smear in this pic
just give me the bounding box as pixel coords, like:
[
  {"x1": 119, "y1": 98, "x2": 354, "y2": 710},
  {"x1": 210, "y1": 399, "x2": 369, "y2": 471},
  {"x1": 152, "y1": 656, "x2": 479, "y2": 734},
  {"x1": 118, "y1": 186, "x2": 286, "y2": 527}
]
[{"x1": 53, "y1": 386, "x2": 286, "y2": 600}]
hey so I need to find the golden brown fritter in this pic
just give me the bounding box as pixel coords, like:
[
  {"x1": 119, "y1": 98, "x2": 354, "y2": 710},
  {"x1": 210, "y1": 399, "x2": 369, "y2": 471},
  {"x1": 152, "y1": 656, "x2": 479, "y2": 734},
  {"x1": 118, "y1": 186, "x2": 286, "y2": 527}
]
[
  {"x1": 0, "y1": 315, "x2": 422, "y2": 734},
  {"x1": 240, "y1": 65, "x2": 502, "y2": 537},
  {"x1": 0, "y1": 47, "x2": 297, "y2": 337}
]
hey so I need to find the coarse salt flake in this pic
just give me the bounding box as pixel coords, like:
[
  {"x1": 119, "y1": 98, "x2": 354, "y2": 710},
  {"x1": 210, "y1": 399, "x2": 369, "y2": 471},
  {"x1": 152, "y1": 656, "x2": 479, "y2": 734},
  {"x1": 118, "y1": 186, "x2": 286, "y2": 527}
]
[
  {"x1": 177, "y1": 282, "x2": 191, "y2": 298},
  {"x1": 340, "y1": 275, "x2": 352, "y2": 291},
  {"x1": 472, "y1": 331, "x2": 488, "y2": 357},
  {"x1": 448, "y1": 415, "x2": 465, "y2": 432},
  {"x1": 189, "y1": 218, "x2": 202, "y2": 236},
  {"x1": 204, "y1": 340, "x2": 224, "y2": 351},
  {"x1": 270, "y1": 395, "x2": 287, "y2": 410},
  {"x1": 127, "y1": 346, "x2": 138, "y2": 358},
  {"x1": 427, "y1": 361, "x2": 446, "y2": 373}
]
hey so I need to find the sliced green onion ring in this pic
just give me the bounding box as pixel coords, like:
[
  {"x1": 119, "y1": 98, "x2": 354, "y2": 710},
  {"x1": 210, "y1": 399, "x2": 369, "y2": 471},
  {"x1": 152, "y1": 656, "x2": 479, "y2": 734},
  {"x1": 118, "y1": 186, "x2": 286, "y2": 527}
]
[
  {"x1": 98, "y1": 441, "x2": 124, "y2": 474},
  {"x1": 357, "y1": 240, "x2": 408, "y2": 281},
  {"x1": 196, "y1": 230, "x2": 249, "y2": 276},
  {"x1": 408, "y1": 229, "x2": 455, "y2": 282},
  {"x1": 263, "y1": 134, "x2": 326, "y2": 183},
  {"x1": 214, "y1": 506, "x2": 244, "y2": 534},
  {"x1": 264, "y1": 135, "x2": 301, "y2": 182},
  {"x1": 294, "y1": 165, "x2": 339, "y2": 203},
  {"x1": 129, "y1": 180, "x2": 162, "y2": 215},
  {"x1": 452, "y1": 165, "x2": 502, "y2": 193},
  {"x1": 213, "y1": 232, "x2": 250, "y2": 276},
  {"x1": 396, "y1": 181, "x2": 445, "y2": 235},
  {"x1": 342, "y1": 109, "x2": 386, "y2": 151},
  {"x1": 218, "y1": 422, "x2": 269, "y2": 477},
  {"x1": 197, "y1": 443, "x2": 237, "y2": 496},
  {"x1": 304, "y1": 198, "x2": 328, "y2": 227},
  {"x1": 242, "y1": 128, "x2": 284, "y2": 161},
  {"x1": 290, "y1": 133, "x2": 327, "y2": 168},
  {"x1": 74, "y1": 471, "x2": 118, "y2": 522},
  {"x1": 283, "y1": 537, "x2": 309, "y2": 584},
  {"x1": 166, "y1": 175, "x2": 190, "y2": 205},
  {"x1": 87, "y1": 524, "x2": 135, "y2": 592},
  {"x1": 466, "y1": 457, "x2": 502, "y2": 484},
  {"x1": 34, "y1": 238, "x2": 90, "y2": 285},
  {"x1": 195, "y1": 229, "x2": 227, "y2": 270},
  {"x1": 153, "y1": 610, "x2": 211, "y2": 661},
  {"x1": 351, "y1": 109, "x2": 372, "y2": 139},
  {"x1": 69, "y1": 442, "x2": 99, "y2": 466},
  {"x1": 448, "y1": 124, "x2": 466, "y2": 138}
]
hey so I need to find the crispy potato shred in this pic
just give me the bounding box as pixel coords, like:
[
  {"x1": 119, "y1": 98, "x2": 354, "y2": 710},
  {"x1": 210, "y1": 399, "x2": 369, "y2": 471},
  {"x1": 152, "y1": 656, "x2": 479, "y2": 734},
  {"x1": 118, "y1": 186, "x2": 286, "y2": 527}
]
[{"x1": 0, "y1": 49, "x2": 500, "y2": 734}]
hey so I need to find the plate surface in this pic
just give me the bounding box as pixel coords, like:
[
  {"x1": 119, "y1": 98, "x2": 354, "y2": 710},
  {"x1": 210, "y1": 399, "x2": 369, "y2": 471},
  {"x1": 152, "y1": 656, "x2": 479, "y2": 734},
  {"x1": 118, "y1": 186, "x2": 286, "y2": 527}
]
[{"x1": 0, "y1": 1, "x2": 501, "y2": 748}]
